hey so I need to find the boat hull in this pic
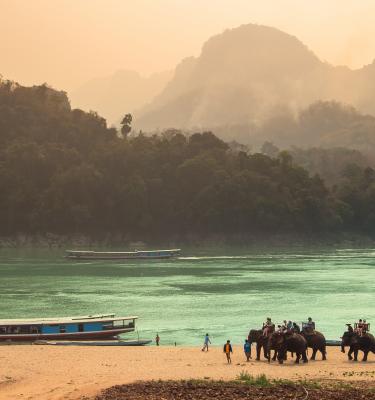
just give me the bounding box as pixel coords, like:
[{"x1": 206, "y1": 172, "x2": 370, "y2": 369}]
[
  {"x1": 65, "y1": 249, "x2": 181, "y2": 260},
  {"x1": 66, "y1": 254, "x2": 177, "y2": 260},
  {"x1": 35, "y1": 339, "x2": 152, "y2": 346},
  {"x1": 0, "y1": 328, "x2": 131, "y2": 342}
]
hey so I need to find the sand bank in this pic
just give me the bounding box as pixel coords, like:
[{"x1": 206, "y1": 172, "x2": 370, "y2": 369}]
[{"x1": 1, "y1": 345, "x2": 375, "y2": 400}]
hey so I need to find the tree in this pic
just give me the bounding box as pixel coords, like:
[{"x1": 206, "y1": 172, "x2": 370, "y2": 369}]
[
  {"x1": 121, "y1": 113, "x2": 133, "y2": 138},
  {"x1": 261, "y1": 141, "x2": 279, "y2": 158}
]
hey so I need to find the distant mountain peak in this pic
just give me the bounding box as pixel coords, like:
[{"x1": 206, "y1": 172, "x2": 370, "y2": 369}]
[{"x1": 136, "y1": 23, "x2": 375, "y2": 133}]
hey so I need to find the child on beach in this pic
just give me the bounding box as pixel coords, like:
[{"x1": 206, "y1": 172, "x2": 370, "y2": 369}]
[
  {"x1": 201, "y1": 333, "x2": 211, "y2": 352},
  {"x1": 244, "y1": 339, "x2": 251, "y2": 361},
  {"x1": 223, "y1": 340, "x2": 233, "y2": 364},
  {"x1": 155, "y1": 333, "x2": 160, "y2": 346}
]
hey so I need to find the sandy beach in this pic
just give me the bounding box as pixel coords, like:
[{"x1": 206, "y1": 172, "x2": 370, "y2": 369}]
[{"x1": 1, "y1": 345, "x2": 375, "y2": 400}]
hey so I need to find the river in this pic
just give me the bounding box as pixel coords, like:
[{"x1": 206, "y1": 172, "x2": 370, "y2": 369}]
[{"x1": 0, "y1": 247, "x2": 374, "y2": 345}]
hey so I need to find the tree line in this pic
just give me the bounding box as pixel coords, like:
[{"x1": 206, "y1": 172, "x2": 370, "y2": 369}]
[{"x1": 1, "y1": 80, "x2": 375, "y2": 238}]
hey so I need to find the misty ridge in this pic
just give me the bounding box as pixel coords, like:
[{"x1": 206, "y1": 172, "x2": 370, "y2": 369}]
[{"x1": 71, "y1": 23, "x2": 375, "y2": 156}]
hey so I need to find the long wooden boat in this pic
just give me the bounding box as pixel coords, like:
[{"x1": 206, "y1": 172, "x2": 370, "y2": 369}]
[
  {"x1": 34, "y1": 339, "x2": 152, "y2": 346},
  {"x1": 0, "y1": 314, "x2": 137, "y2": 342},
  {"x1": 65, "y1": 248, "x2": 181, "y2": 260}
]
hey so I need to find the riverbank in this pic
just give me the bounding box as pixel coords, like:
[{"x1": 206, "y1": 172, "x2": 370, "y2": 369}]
[
  {"x1": 1, "y1": 345, "x2": 375, "y2": 400},
  {"x1": 1, "y1": 231, "x2": 375, "y2": 249}
]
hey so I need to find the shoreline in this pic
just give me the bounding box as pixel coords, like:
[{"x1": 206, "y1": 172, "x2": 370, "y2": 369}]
[
  {"x1": 1, "y1": 345, "x2": 375, "y2": 400},
  {"x1": 1, "y1": 232, "x2": 375, "y2": 249}
]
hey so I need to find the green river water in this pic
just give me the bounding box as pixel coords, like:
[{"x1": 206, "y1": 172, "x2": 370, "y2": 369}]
[{"x1": 0, "y1": 247, "x2": 374, "y2": 345}]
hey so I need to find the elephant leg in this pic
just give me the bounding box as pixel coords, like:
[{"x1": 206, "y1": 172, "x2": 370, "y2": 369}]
[
  {"x1": 295, "y1": 352, "x2": 300, "y2": 364},
  {"x1": 272, "y1": 350, "x2": 277, "y2": 361},
  {"x1": 348, "y1": 346, "x2": 353, "y2": 360},
  {"x1": 302, "y1": 350, "x2": 308, "y2": 363},
  {"x1": 263, "y1": 345, "x2": 268, "y2": 359},
  {"x1": 353, "y1": 349, "x2": 358, "y2": 362},
  {"x1": 322, "y1": 347, "x2": 327, "y2": 360},
  {"x1": 311, "y1": 348, "x2": 317, "y2": 360},
  {"x1": 362, "y1": 351, "x2": 369, "y2": 362},
  {"x1": 256, "y1": 344, "x2": 261, "y2": 361}
]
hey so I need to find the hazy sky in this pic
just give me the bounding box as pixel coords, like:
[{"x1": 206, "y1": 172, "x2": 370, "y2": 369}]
[{"x1": 1, "y1": 0, "x2": 375, "y2": 91}]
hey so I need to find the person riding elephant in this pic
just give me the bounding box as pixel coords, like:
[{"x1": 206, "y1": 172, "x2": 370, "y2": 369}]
[
  {"x1": 262, "y1": 317, "x2": 274, "y2": 337},
  {"x1": 300, "y1": 329, "x2": 327, "y2": 360},
  {"x1": 292, "y1": 322, "x2": 301, "y2": 334},
  {"x1": 341, "y1": 329, "x2": 375, "y2": 361},
  {"x1": 268, "y1": 331, "x2": 308, "y2": 364},
  {"x1": 248, "y1": 327, "x2": 276, "y2": 361},
  {"x1": 302, "y1": 317, "x2": 315, "y2": 334}
]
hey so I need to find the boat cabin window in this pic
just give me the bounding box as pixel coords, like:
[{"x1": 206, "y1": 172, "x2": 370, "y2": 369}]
[
  {"x1": 78, "y1": 323, "x2": 84, "y2": 332},
  {"x1": 102, "y1": 322, "x2": 114, "y2": 330},
  {"x1": 113, "y1": 319, "x2": 135, "y2": 328},
  {"x1": 59, "y1": 325, "x2": 66, "y2": 333}
]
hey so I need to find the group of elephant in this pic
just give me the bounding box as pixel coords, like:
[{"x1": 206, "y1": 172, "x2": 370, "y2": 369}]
[{"x1": 248, "y1": 326, "x2": 375, "y2": 364}]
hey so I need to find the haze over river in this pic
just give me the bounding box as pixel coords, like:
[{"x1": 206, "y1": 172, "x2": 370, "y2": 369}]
[{"x1": 0, "y1": 247, "x2": 374, "y2": 345}]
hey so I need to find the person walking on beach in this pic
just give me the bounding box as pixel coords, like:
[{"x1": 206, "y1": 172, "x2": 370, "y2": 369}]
[
  {"x1": 201, "y1": 333, "x2": 211, "y2": 352},
  {"x1": 223, "y1": 340, "x2": 233, "y2": 364},
  {"x1": 244, "y1": 339, "x2": 251, "y2": 361},
  {"x1": 155, "y1": 333, "x2": 160, "y2": 346}
]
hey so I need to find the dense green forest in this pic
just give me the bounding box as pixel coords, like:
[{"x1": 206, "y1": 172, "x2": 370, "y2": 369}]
[{"x1": 1, "y1": 79, "x2": 375, "y2": 239}]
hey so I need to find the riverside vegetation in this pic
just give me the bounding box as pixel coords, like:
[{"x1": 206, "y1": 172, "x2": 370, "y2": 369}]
[{"x1": 1, "y1": 78, "x2": 375, "y2": 241}]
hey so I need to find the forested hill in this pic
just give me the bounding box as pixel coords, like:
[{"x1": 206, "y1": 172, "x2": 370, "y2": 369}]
[{"x1": 1, "y1": 80, "x2": 375, "y2": 239}]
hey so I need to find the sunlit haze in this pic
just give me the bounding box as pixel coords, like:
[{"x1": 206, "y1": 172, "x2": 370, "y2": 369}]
[{"x1": 1, "y1": 0, "x2": 375, "y2": 91}]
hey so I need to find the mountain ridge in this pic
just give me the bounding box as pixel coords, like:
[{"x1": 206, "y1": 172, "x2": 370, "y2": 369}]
[{"x1": 135, "y1": 23, "x2": 375, "y2": 134}]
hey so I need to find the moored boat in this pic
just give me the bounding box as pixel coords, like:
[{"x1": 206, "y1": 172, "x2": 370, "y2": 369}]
[
  {"x1": 34, "y1": 339, "x2": 152, "y2": 346},
  {"x1": 65, "y1": 248, "x2": 181, "y2": 260},
  {"x1": 0, "y1": 314, "x2": 137, "y2": 342}
]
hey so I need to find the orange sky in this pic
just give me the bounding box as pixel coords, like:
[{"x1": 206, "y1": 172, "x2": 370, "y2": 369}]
[{"x1": 1, "y1": 0, "x2": 375, "y2": 91}]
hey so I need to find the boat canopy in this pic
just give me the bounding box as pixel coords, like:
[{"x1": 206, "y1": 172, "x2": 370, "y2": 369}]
[{"x1": 0, "y1": 315, "x2": 138, "y2": 326}]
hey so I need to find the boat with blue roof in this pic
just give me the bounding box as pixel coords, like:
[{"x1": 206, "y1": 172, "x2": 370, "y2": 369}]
[{"x1": 0, "y1": 314, "x2": 137, "y2": 342}]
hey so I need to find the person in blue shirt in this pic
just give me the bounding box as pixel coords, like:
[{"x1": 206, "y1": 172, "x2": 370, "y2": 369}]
[
  {"x1": 244, "y1": 339, "x2": 251, "y2": 361},
  {"x1": 201, "y1": 333, "x2": 211, "y2": 352}
]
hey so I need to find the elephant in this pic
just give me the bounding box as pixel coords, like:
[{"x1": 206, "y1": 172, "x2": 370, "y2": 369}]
[
  {"x1": 248, "y1": 328, "x2": 277, "y2": 361},
  {"x1": 268, "y1": 332, "x2": 308, "y2": 364},
  {"x1": 300, "y1": 330, "x2": 327, "y2": 360},
  {"x1": 341, "y1": 331, "x2": 375, "y2": 361}
]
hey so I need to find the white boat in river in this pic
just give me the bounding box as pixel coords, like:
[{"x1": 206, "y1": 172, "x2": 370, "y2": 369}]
[
  {"x1": 0, "y1": 314, "x2": 137, "y2": 341},
  {"x1": 65, "y1": 249, "x2": 181, "y2": 260}
]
